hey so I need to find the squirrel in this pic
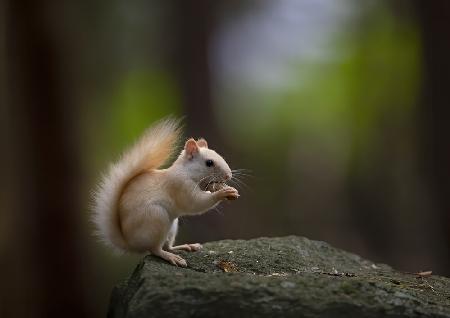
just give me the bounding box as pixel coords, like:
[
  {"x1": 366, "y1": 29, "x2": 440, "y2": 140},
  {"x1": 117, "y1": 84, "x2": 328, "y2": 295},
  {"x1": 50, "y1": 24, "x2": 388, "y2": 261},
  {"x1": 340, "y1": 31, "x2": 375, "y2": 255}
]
[{"x1": 92, "y1": 118, "x2": 239, "y2": 267}]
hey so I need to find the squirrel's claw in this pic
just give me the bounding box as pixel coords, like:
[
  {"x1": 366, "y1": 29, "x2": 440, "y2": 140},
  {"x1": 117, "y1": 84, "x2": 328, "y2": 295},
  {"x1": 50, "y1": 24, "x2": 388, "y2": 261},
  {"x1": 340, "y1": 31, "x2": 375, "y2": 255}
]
[{"x1": 216, "y1": 186, "x2": 239, "y2": 200}]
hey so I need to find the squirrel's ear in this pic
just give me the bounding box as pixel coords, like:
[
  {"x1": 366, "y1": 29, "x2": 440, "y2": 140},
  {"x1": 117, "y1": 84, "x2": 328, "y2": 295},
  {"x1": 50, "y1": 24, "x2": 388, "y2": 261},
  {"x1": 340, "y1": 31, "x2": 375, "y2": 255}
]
[
  {"x1": 197, "y1": 138, "x2": 208, "y2": 148},
  {"x1": 184, "y1": 138, "x2": 199, "y2": 159}
]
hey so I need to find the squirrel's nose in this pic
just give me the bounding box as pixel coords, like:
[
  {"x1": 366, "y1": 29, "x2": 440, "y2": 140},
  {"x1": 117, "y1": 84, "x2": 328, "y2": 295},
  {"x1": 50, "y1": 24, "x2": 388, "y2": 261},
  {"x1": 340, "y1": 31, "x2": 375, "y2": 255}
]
[{"x1": 225, "y1": 173, "x2": 231, "y2": 181}]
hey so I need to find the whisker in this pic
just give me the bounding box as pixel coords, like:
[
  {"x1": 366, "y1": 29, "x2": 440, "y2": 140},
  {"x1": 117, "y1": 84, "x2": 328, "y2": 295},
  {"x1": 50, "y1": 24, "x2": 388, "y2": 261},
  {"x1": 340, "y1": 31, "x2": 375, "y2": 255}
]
[
  {"x1": 231, "y1": 169, "x2": 254, "y2": 178},
  {"x1": 228, "y1": 179, "x2": 241, "y2": 189},
  {"x1": 232, "y1": 176, "x2": 248, "y2": 187},
  {"x1": 231, "y1": 168, "x2": 252, "y2": 173},
  {"x1": 235, "y1": 176, "x2": 253, "y2": 191},
  {"x1": 231, "y1": 176, "x2": 252, "y2": 192},
  {"x1": 204, "y1": 175, "x2": 219, "y2": 192},
  {"x1": 213, "y1": 206, "x2": 224, "y2": 215},
  {"x1": 191, "y1": 173, "x2": 216, "y2": 195},
  {"x1": 232, "y1": 172, "x2": 254, "y2": 179}
]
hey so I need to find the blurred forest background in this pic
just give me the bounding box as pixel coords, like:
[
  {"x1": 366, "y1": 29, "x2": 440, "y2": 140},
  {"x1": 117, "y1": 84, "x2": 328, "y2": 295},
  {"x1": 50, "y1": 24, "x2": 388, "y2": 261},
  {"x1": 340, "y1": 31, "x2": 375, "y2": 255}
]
[{"x1": 1, "y1": 0, "x2": 450, "y2": 317}]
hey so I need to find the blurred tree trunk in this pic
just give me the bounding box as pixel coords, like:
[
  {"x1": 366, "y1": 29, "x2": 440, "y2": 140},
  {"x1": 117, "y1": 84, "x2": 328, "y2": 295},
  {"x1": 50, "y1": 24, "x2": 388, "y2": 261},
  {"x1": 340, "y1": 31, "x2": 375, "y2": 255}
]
[
  {"x1": 172, "y1": 0, "x2": 220, "y2": 144},
  {"x1": 417, "y1": 0, "x2": 450, "y2": 275},
  {"x1": 4, "y1": 1, "x2": 90, "y2": 317}
]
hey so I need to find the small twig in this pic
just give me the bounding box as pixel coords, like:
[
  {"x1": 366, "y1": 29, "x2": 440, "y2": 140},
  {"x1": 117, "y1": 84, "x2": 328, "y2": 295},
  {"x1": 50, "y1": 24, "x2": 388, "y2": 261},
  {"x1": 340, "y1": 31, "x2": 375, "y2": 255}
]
[{"x1": 422, "y1": 278, "x2": 438, "y2": 295}]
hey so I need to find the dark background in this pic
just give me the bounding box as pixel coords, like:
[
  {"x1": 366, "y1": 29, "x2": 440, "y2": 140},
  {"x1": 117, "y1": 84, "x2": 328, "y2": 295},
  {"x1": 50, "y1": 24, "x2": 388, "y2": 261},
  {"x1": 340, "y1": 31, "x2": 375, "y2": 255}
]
[{"x1": 1, "y1": 0, "x2": 449, "y2": 317}]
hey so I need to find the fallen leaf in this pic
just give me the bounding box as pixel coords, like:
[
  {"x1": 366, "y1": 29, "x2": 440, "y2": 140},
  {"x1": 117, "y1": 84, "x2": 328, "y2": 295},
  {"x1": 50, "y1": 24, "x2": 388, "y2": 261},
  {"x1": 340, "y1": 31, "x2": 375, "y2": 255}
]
[
  {"x1": 217, "y1": 260, "x2": 238, "y2": 273},
  {"x1": 415, "y1": 271, "x2": 432, "y2": 277}
]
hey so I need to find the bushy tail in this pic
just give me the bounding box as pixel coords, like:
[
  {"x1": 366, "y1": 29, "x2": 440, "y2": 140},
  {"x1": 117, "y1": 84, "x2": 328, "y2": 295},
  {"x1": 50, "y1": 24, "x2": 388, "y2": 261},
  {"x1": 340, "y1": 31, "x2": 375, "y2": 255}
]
[{"x1": 91, "y1": 117, "x2": 182, "y2": 252}]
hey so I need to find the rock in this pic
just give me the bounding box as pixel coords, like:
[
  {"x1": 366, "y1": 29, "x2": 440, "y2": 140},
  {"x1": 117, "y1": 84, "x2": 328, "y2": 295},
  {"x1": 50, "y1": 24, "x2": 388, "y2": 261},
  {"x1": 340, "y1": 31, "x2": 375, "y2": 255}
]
[{"x1": 108, "y1": 236, "x2": 450, "y2": 318}]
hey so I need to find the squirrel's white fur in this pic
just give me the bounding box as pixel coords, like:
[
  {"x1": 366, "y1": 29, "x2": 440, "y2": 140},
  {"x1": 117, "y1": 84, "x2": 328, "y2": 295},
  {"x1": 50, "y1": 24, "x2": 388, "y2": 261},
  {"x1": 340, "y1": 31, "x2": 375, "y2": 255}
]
[
  {"x1": 92, "y1": 118, "x2": 239, "y2": 266},
  {"x1": 92, "y1": 118, "x2": 181, "y2": 252}
]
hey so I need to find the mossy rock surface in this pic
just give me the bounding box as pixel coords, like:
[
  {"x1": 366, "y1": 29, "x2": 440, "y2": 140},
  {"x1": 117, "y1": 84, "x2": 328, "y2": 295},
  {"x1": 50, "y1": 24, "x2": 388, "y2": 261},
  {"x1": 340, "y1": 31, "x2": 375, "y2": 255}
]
[{"x1": 108, "y1": 236, "x2": 450, "y2": 318}]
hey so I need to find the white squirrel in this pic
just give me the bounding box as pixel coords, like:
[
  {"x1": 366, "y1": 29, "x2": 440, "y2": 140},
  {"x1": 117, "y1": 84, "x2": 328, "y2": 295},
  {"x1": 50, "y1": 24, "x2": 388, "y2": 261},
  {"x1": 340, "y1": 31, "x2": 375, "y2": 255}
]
[{"x1": 92, "y1": 118, "x2": 239, "y2": 266}]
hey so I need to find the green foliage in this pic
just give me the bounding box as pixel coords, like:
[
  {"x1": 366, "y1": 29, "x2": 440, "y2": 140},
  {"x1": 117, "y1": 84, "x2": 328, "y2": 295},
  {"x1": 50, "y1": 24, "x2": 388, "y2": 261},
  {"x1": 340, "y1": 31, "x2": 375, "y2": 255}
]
[
  {"x1": 223, "y1": 3, "x2": 420, "y2": 166},
  {"x1": 108, "y1": 69, "x2": 181, "y2": 150},
  {"x1": 86, "y1": 68, "x2": 181, "y2": 171}
]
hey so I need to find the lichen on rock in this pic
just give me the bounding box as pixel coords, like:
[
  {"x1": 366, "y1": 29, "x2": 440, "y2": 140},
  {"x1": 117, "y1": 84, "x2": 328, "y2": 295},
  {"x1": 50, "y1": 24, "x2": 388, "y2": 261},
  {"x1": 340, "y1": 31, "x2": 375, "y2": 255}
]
[{"x1": 108, "y1": 236, "x2": 450, "y2": 318}]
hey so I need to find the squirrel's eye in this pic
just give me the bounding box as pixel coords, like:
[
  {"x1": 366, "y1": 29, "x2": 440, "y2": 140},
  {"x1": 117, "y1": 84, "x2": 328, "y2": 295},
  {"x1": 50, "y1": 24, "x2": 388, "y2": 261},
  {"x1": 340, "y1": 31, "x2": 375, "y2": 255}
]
[{"x1": 205, "y1": 159, "x2": 214, "y2": 167}]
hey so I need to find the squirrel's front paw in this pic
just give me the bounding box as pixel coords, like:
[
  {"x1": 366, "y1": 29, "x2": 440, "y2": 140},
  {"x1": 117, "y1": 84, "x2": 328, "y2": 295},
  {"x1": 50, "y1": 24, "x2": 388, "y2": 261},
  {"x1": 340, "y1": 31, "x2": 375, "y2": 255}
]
[{"x1": 216, "y1": 186, "x2": 239, "y2": 201}]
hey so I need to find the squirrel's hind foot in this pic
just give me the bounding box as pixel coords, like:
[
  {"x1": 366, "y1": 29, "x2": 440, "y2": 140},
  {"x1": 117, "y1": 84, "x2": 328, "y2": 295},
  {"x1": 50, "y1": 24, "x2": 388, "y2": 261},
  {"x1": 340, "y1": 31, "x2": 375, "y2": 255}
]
[
  {"x1": 169, "y1": 243, "x2": 202, "y2": 252},
  {"x1": 152, "y1": 249, "x2": 187, "y2": 267}
]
